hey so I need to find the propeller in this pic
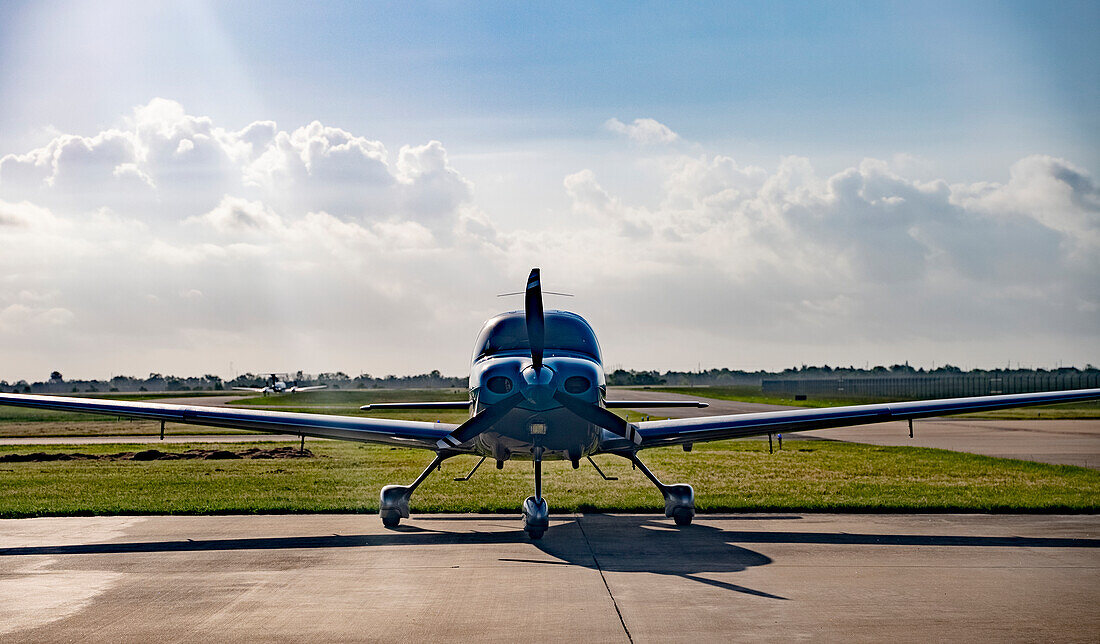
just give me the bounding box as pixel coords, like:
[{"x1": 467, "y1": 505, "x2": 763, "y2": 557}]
[
  {"x1": 436, "y1": 392, "x2": 526, "y2": 449},
  {"x1": 433, "y1": 267, "x2": 641, "y2": 450},
  {"x1": 553, "y1": 390, "x2": 642, "y2": 445},
  {"x1": 435, "y1": 268, "x2": 547, "y2": 449},
  {"x1": 525, "y1": 268, "x2": 545, "y2": 372}
]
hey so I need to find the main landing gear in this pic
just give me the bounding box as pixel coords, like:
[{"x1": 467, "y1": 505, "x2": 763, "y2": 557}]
[
  {"x1": 379, "y1": 453, "x2": 447, "y2": 528},
  {"x1": 379, "y1": 450, "x2": 551, "y2": 540},
  {"x1": 381, "y1": 450, "x2": 693, "y2": 536},
  {"x1": 621, "y1": 453, "x2": 695, "y2": 526}
]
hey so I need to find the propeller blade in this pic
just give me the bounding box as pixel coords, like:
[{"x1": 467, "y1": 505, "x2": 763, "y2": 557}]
[
  {"x1": 435, "y1": 392, "x2": 527, "y2": 449},
  {"x1": 552, "y1": 391, "x2": 642, "y2": 445},
  {"x1": 525, "y1": 268, "x2": 545, "y2": 372}
]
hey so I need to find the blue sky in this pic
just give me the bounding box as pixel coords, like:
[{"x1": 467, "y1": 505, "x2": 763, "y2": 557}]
[
  {"x1": 2, "y1": 1, "x2": 1096, "y2": 171},
  {"x1": 0, "y1": 1, "x2": 1097, "y2": 379}
]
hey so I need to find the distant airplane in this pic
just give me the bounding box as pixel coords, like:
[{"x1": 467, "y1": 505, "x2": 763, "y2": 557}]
[
  {"x1": 1, "y1": 269, "x2": 1098, "y2": 539},
  {"x1": 232, "y1": 373, "x2": 327, "y2": 396}
]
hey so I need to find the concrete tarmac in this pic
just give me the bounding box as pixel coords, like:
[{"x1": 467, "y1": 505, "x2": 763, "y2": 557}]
[
  {"x1": 1, "y1": 513, "x2": 1096, "y2": 643},
  {"x1": 810, "y1": 419, "x2": 1100, "y2": 469}
]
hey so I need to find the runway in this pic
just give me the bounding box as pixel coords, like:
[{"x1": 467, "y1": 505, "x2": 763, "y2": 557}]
[{"x1": 2, "y1": 513, "x2": 1096, "y2": 642}]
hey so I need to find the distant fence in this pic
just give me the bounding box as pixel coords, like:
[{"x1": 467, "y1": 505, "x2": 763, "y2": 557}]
[{"x1": 762, "y1": 373, "x2": 1100, "y2": 399}]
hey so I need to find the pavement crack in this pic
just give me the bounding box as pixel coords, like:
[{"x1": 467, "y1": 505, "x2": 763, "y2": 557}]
[{"x1": 577, "y1": 515, "x2": 633, "y2": 644}]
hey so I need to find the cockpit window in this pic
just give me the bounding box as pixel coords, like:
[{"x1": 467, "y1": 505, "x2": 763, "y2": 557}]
[{"x1": 473, "y1": 311, "x2": 602, "y2": 362}]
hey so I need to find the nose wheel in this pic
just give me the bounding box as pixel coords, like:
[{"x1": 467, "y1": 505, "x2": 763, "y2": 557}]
[
  {"x1": 523, "y1": 448, "x2": 549, "y2": 539},
  {"x1": 523, "y1": 496, "x2": 548, "y2": 539}
]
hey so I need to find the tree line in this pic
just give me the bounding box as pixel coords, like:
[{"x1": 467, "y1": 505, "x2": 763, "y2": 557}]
[
  {"x1": 604, "y1": 364, "x2": 1100, "y2": 387},
  {"x1": 4, "y1": 363, "x2": 1096, "y2": 394}
]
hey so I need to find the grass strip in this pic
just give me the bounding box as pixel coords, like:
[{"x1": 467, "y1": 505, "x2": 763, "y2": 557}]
[{"x1": 1, "y1": 439, "x2": 1096, "y2": 518}]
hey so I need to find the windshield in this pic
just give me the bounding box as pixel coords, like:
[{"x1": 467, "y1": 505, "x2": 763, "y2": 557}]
[{"x1": 473, "y1": 311, "x2": 602, "y2": 362}]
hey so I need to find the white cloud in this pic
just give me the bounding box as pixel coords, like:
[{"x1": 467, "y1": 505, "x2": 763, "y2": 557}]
[
  {"x1": 0, "y1": 101, "x2": 1095, "y2": 379},
  {"x1": 186, "y1": 196, "x2": 283, "y2": 234},
  {"x1": 0, "y1": 99, "x2": 478, "y2": 235},
  {"x1": 554, "y1": 152, "x2": 1098, "y2": 370},
  {"x1": 0, "y1": 303, "x2": 74, "y2": 332},
  {"x1": 604, "y1": 117, "x2": 680, "y2": 144},
  {"x1": 0, "y1": 199, "x2": 58, "y2": 228},
  {"x1": 563, "y1": 169, "x2": 652, "y2": 238}
]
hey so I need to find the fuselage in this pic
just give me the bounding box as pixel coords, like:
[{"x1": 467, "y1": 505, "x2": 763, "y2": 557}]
[{"x1": 466, "y1": 310, "x2": 609, "y2": 462}]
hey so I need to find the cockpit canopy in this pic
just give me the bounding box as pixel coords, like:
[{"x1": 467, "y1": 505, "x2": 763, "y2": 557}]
[{"x1": 473, "y1": 311, "x2": 602, "y2": 363}]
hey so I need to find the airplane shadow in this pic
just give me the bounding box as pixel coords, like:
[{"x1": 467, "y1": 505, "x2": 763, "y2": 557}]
[
  {"x1": 2, "y1": 514, "x2": 1096, "y2": 600},
  {"x1": 513, "y1": 515, "x2": 789, "y2": 599}
]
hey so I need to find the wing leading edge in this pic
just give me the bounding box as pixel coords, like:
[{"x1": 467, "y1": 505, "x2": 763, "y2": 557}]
[
  {"x1": 631, "y1": 388, "x2": 1100, "y2": 449},
  {"x1": 0, "y1": 393, "x2": 459, "y2": 450}
]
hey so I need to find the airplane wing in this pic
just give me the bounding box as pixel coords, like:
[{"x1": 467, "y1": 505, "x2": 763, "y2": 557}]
[
  {"x1": 232, "y1": 387, "x2": 266, "y2": 393},
  {"x1": 628, "y1": 388, "x2": 1100, "y2": 449},
  {"x1": 0, "y1": 393, "x2": 459, "y2": 451},
  {"x1": 292, "y1": 385, "x2": 328, "y2": 392}
]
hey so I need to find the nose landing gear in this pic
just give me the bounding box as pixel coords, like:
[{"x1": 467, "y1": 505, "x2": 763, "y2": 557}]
[{"x1": 523, "y1": 447, "x2": 549, "y2": 539}]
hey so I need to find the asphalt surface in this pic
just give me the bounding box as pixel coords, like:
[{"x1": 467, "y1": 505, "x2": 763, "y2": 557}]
[
  {"x1": 2, "y1": 513, "x2": 1096, "y2": 642},
  {"x1": 809, "y1": 419, "x2": 1100, "y2": 468}
]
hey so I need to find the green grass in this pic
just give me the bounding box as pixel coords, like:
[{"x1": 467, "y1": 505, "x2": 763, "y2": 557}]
[
  {"x1": 1, "y1": 439, "x2": 1096, "y2": 518},
  {"x1": 229, "y1": 388, "x2": 468, "y2": 407},
  {"x1": 645, "y1": 386, "x2": 1100, "y2": 419},
  {"x1": 0, "y1": 420, "x2": 256, "y2": 438}
]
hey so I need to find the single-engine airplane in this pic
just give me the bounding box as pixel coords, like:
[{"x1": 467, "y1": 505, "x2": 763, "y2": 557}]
[
  {"x1": 232, "y1": 373, "x2": 327, "y2": 396},
  {"x1": 1, "y1": 269, "x2": 1098, "y2": 539}
]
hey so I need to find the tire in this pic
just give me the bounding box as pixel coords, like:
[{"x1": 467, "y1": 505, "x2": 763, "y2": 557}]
[
  {"x1": 526, "y1": 529, "x2": 545, "y2": 540},
  {"x1": 672, "y1": 508, "x2": 693, "y2": 526},
  {"x1": 382, "y1": 514, "x2": 401, "y2": 528}
]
